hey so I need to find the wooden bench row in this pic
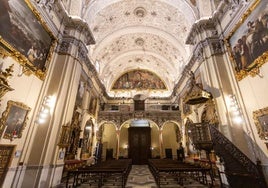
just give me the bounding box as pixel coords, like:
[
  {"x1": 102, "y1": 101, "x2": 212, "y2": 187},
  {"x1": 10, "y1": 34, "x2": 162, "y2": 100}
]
[
  {"x1": 148, "y1": 159, "x2": 211, "y2": 187},
  {"x1": 65, "y1": 159, "x2": 132, "y2": 188}
]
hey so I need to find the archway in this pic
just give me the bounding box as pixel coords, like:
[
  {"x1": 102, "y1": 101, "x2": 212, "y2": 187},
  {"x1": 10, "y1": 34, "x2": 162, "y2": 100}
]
[
  {"x1": 98, "y1": 122, "x2": 117, "y2": 161},
  {"x1": 162, "y1": 121, "x2": 181, "y2": 159},
  {"x1": 119, "y1": 118, "x2": 160, "y2": 163}
]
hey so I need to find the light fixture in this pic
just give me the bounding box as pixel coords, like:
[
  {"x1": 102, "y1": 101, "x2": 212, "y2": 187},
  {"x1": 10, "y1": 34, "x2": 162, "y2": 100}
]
[
  {"x1": 228, "y1": 94, "x2": 244, "y2": 124},
  {"x1": 36, "y1": 95, "x2": 56, "y2": 124}
]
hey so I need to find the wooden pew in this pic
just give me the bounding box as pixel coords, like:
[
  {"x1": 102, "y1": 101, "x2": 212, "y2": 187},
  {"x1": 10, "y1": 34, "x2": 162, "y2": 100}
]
[
  {"x1": 66, "y1": 159, "x2": 132, "y2": 188},
  {"x1": 148, "y1": 159, "x2": 210, "y2": 187}
]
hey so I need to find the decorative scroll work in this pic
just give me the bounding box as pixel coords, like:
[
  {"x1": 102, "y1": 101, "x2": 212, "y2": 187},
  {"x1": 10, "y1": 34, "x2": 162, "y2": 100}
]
[
  {"x1": 183, "y1": 71, "x2": 211, "y2": 105},
  {"x1": 209, "y1": 125, "x2": 259, "y2": 174},
  {"x1": 98, "y1": 111, "x2": 180, "y2": 128},
  {"x1": 201, "y1": 99, "x2": 219, "y2": 124},
  {"x1": 0, "y1": 64, "x2": 14, "y2": 103}
]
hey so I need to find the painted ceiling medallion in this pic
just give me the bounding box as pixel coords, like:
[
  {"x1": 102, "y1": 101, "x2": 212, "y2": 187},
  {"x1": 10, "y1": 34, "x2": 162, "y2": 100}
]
[
  {"x1": 134, "y1": 7, "x2": 147, "y2": 18},
  {"x1": 135, "y1": 38, "x2": 145, "y2": 46}
]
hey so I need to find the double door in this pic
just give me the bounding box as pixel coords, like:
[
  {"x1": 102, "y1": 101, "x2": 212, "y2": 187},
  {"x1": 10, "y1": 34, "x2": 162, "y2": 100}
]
[{"x1": 128, "y1": 127, "x2": 151, "y2": 164}]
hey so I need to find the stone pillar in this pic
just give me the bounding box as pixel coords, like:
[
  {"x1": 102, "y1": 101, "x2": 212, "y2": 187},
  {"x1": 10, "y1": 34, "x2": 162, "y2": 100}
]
[
  {"x1": 116, "y1": 129, "x2": 120, "y2": 159},
  {"x1": 19, "y1": 8, "x2": 95, "y2": 188},
  {"x1": 159, "y1": 129, "x2": 164, "y2": 159}
]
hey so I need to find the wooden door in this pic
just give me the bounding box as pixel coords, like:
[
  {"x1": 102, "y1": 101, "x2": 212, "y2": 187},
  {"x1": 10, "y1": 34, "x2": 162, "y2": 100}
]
[
  {"x1": 134, "y1": 100, "x2": 145, "y2": 111},
  {"x1": 128, "y1": 127, "x2": 151, "y2": 164}
]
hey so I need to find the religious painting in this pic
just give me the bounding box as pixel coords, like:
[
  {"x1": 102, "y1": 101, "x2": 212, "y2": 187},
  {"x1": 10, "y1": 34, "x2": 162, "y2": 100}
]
[
  {"x1": 253, "y1": 107, "x2": 268, "y2": 140},
  {"x1": 89, "y1": 97, "x2": 97, "y2": 115},
  {"x1": 0, "y1": 100, "x2": 31, "y2": 140},
  {"x1": 0, "y1": 0, "x2": 55, "y2": 80},
  {"x1": 226, "y1": 0, "x2": 268, "y2": 80},
  {"x1": 81, "y1": 118, "x2": 94, "y2": 158},
  {"x1": 111, "y1": 69, "x2": 167, "y2": 90},
  {"x1": 76, "y1": 80, "x2": 86, "y2": 108},
  {"x1": 183, "y1": 103, "x2": 191, "y2": 116},
  {"x1": 58, "y1": 124, "x2": 71, "y2": 148}
]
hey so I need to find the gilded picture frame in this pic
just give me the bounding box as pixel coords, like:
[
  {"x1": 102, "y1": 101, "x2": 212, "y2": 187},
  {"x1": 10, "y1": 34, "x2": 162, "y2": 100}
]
[
  {"x1": 58, "y1": 125, "x2": 71, "y2": 148},
  {"x1": 0, "y1": 100, "x2": 31, "y2": 139},
  {"x1": 225, "y1": 0, "x2": 268, "y2": 81},
  {"x1": 0, "y1": 0, "x2": 55, "y2": 80},
  {"x1": 253, "y1": 107, "x2": 268, "y2": 140}
]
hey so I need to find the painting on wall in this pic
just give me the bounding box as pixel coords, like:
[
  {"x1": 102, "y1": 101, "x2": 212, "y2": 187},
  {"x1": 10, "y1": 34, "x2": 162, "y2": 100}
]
[
  {"x1": 253, "y1": 107, "x2": 268, "y2": 140},
  {"x1": 226, "y1": 0, "x2": 268, "y2": 81},
  {"x1": 0, "y1": 0, "x2": 55, "y2": 79},
  {"x1": 58, "y1": 124, "x2": 71, "y2": 148},
  {"x1": 76, "y1": 80, "x2": 86, "y2": 108},
  {"x1": 0, "y1": 100, "x2": 31, "y2": 140},
  {"x1": 112, "y1": 69, "x2": 167, "y2": 90}
]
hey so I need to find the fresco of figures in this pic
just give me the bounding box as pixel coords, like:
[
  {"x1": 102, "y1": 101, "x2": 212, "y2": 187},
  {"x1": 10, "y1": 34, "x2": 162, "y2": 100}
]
[
  {"x1": 228, "y1": 0, "x2": 268, "y2": 79},
  {"x1": 0, "y1": 0, "x2": 53, "y2": 75},
  {"x1": 112, "y1": 69, "x2": 167, "y2": 90}
]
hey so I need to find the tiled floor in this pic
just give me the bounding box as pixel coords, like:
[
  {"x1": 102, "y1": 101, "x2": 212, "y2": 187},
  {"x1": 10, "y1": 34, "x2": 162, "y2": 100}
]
[
  {"x1": 126, "y1": 165, "x2": 210, "y2": 188},
  {"x1": 126, "y1": 165, "x2": 157, "y2": 188}
]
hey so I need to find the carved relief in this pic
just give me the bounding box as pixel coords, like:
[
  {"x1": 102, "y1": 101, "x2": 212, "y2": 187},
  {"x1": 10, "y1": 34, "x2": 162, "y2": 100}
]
[
  {"x1": 201, "y1": 99, "x2": 219, "y2": 124},
  {"x1": 0, "y1": 64, "x2": 14, "y2": 103}
]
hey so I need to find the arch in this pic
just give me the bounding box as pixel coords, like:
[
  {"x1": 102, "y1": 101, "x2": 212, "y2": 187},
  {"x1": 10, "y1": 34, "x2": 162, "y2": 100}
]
[
  {"x1": 98, "y1": 120, "x2": 118, "y2": 130},
  {"x1": 92, "y1": 26, "x2": 188, "y2": 60},
  {"x1": 118, "y1": 118, "x2": 160, "y2": 130},
  {"x1": 81, "y1": 118, "x2": 95, "y2": 158},
  {"x1": 111, "y1": 69, "x2": 167, "y2": 91},
  {"x1": 101, "y1": 50, "x2": 178, "y2": 92},
  {"x1": 162, "y1": 121, "x2": 182, "y2": 159}
]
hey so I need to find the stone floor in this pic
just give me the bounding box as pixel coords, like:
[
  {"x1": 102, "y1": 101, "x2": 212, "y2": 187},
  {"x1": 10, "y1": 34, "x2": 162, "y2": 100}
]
[
  {"x1": 61, "y1": 165, "x2": 220, "y2": 188},
  {"x1": 125, "y1": 165, "x2": 211, "y2": 188}
]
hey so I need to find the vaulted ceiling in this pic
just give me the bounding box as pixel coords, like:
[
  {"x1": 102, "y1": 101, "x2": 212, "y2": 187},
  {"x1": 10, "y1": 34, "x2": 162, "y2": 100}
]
[{"x1": 83, "y1": 0, "x2": 199, "y2": 98}]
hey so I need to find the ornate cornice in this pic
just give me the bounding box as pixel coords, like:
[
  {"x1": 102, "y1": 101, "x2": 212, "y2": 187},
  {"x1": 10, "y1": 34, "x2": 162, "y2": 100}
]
[
  {"x1": 35, "y1": 0, "x2": 95, "y2": 45},
  {"x1": 98, "y1": 111, "x2": 181, "y2": 128},
  {"x1": 62, "y1": 16, "x2": 95, "y2": 45},
  {"x1": 186, "y1": 17, "x2": 217, "y2": 45}
]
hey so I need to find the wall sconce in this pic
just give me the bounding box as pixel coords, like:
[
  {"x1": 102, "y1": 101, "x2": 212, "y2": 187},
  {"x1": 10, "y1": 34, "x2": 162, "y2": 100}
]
[
  {"x1": 228, "y1": 95, "x2": 243, "y2": 124},
  {"x1": 85, "y1": 126, "x2": 91, "y2": 131},
  {"x1": 36, "y1": 95, "x2": 56, "y2": 124}
]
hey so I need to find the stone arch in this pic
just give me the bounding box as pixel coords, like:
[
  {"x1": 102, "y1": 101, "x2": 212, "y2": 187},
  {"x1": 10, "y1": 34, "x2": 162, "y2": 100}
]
[
  {"x1": 97, "y1": 121, "x2": 118, "y2": 160},
  {"x1": 162, "y1": 120, "x2": 182, "y2": 142},
  {"x1": 81, "y1": 118, "x2": 95, "y2": 158},
  {"x1": 96, "y1": 121, "x2": 118, "y2": 141},
  {"x1": 161, "y1": 120, "x2": 181, "y2": 159}
]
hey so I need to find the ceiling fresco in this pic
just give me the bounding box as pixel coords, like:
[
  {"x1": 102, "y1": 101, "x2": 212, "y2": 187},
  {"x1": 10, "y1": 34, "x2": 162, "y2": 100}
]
[
  {"x1": 83, "y1": 0, "x2": 197, "y2": 98},
  {"x1": 111, "y1": 69, "x2": 167, "y2": 90}
]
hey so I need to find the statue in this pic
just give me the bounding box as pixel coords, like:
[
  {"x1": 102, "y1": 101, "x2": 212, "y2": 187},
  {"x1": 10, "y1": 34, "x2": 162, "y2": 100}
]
[{"x1": 0, "y1": 64, "x2": 14, "y2": 101}]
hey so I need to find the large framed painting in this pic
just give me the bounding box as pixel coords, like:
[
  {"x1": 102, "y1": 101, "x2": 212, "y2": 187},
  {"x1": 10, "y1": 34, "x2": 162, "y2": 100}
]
[
  {"x1": 0, "y1": 100, "x2": 31, "y2": 140},
  {"x1": 0, "y1": 0, "x2": 55, "y2": 80},
  {"x1": 226, "y1": 0, "x2": 268, "y2": 81},
  {"x1": 253, "y1": 107, "x2": 268, "y2": 140}
]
